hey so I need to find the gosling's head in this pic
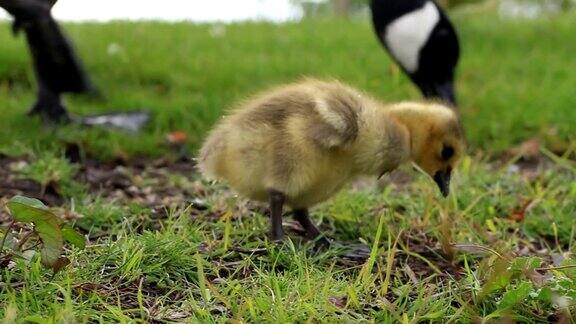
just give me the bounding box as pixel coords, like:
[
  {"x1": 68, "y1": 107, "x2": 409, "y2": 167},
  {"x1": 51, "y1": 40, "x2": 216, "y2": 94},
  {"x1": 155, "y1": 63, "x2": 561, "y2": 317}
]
[{"x1": 388, "y1": 102, "x2": 465, "y2": 197}]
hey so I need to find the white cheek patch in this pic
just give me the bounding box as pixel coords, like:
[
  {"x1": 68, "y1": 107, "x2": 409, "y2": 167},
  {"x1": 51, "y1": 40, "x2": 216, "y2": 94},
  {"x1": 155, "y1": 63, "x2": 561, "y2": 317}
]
[{"x1": 384, "y1": 1, "x2": 440, "y2": 73}]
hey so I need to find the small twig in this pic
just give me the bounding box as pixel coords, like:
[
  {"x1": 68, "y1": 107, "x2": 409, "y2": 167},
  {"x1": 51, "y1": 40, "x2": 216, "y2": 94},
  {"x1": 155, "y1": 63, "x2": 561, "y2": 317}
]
[
  {"x1": 22, "y1": 242, "x2": 41, "y2": 252},
  {"x1": 536, "y1": 264, "x2": 576, "y2": 272},
  {"x1": 231, "y1": 247, "x2": 268, "y2": 255},
  {"x1": 0, "y1": 220, "x2": 15, "y2": 253},
  {"x1": 398, "y1": 240, "x2": 443, "y2": 276},
  {"x1": 1, "y1": 251, "x2": 29, "y2": 263},
  {"x1": 451, "y1": 244, "x2": 506, "y2": 260},
  {"x1": 540, "y1": 147, "x2": 576, "y2": 173},
  {"x1": 15, "y1": 230, "x2": 36, "y2": 252},
  {"x1": 0, "y1": 282, "x2": 25, "y2": 289}
]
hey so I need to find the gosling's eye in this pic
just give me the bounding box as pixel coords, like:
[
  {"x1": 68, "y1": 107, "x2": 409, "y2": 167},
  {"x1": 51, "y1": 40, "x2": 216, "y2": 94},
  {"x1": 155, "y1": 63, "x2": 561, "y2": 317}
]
[{"x1": 441, "y1": 146, "x2": 454, "y2": 160}]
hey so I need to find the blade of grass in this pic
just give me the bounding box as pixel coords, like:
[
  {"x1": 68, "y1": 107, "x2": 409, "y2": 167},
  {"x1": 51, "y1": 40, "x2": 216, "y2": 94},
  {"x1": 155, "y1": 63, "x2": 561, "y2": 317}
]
[
  {"x1": 380, "y1": 230, "x2": 401, "y2": 297},
  {"x1": 195, "y1": 253, "x2": 210, "y2": 303},
  {"x1": 357, "y1": 211, "x2": 386, "y2": 286}
]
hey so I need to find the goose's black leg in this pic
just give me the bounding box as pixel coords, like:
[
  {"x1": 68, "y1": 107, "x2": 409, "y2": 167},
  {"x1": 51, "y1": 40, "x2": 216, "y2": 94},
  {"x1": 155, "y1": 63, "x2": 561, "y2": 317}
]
[
  {"x1": 1, "y1": 0, "x2": 94, "y2": 123},
  {"x1": 2, "y1": 0, "x2": 152, "y2": 131},
  {"x1": 268, "y1": 190, "x2": 286, "y2": 242},
  {"x1": 21, "y1": 1, "x2": 94, "y2": 95},
  {"x1": 293, "y1": 208, "x2": 330, "y2": 247}
]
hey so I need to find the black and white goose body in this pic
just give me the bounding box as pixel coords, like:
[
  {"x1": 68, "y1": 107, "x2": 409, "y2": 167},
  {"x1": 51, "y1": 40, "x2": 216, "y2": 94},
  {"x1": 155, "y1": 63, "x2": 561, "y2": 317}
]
[{"x1": 370, "y1": 0, "x2": 460, "y2": 106}]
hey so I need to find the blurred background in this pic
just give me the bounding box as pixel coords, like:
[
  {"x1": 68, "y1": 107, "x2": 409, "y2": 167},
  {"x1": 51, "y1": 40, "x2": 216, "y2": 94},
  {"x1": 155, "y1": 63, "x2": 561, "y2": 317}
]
[
  {"x1": 0, "y1": 0, "x2": 575, "y2": 159},
  {"x1": 1, "y1": 0, "x2": 575, "y2": 22}
]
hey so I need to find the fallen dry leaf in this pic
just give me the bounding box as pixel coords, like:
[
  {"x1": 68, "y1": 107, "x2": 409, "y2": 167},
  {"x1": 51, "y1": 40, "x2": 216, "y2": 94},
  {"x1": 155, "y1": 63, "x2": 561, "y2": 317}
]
[
  {"x1": 166, "y1": 131, "x2": 188, "y2": 145},
  {"x1": 509, "y1": 199, "x2": 537, "y2": 223},
  {"x1": 328, "y1": 296, "x2": 347, "y2": 308},
  {"x1": 507, "y1": 138, "x2": 541, "y2": 160}
]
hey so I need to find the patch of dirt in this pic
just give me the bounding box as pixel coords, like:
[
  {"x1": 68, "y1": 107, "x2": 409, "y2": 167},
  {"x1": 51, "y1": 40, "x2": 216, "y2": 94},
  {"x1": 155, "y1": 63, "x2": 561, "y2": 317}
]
[
  {"x1": 398, "y1": 231, "x2": 463, "y2": 278},
  {"x1": 1, "y1": 155, "x2": 62, "y2": 225},
  {"x1": 0, "y1": 148, "x2": 571, "y2": 283},
  {"x1": 73, "y1": 278, "x2": 194, "y2": 322},
  {"x1": 0, "y1": 154, "x2": 203, "y2": 225},
  {"x1": 495, "y1": 137, "x2": 572, "y2": 180},
  {"x1": 0, "y1": 155, "x2": 63, "y2": 207},
  {"x1": 1, "y1": 136, "x2": 568, "y2": 218},
  {"x1": 77, "y1": 158, "x2": 200, "y2": 209}
]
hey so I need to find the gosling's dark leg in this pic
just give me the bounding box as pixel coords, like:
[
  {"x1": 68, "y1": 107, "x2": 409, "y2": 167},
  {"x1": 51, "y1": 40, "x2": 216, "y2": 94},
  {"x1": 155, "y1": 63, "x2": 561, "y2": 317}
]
[
  {"x1": 268, "y1": 189, "x2": 286, "y2": 242},
  {"x1": 293, "y1": 208, "x2": 329, "y2": 247}
]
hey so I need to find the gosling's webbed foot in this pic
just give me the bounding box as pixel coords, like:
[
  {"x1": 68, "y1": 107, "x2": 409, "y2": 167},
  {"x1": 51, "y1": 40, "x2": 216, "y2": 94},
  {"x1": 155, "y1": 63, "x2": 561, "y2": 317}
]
[
  {"x1": 293, "y1": 209, "x2": 325, "y2": 239},
  {"x1": 293, "y1": 208, "x2": 330, "y2": 250},
  {"x1": 314, "y1": 236, "x2": 330, "y2": 248},
  {"x1": 309, "y1": 236, "x2": 331, "y2": 254}
]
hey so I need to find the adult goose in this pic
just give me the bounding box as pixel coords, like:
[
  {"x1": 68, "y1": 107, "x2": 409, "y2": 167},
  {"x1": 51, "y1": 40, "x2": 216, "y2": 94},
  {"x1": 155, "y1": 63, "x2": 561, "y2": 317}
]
[{"x1": 370, "y1": 0, "x2": 460, "y2": 107}]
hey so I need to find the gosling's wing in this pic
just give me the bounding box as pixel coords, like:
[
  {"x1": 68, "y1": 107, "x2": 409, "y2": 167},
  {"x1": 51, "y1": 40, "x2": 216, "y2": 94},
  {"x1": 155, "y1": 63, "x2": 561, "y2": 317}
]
[{"x1": 308, "y1": 92, "x2": 359, "y2": 149}]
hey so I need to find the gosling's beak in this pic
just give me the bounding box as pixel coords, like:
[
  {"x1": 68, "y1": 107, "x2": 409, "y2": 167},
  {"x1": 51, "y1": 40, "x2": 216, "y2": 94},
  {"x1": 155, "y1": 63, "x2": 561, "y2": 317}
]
[{"x1": 433, "y1": 169, "x2": 452, "y2": 197}]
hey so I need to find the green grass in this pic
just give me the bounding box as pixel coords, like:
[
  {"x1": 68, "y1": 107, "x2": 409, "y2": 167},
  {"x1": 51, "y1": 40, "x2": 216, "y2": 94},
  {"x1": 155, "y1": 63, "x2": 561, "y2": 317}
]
[
  {"x1": 1, "y1": 10, "x2": 576, "y2": 323},
  {"x1": 3, "y1": 158, "x2": 576, "y2": 322},
  {"x1": 1, "y1": 12, "x2": 575, "y2": 158}
]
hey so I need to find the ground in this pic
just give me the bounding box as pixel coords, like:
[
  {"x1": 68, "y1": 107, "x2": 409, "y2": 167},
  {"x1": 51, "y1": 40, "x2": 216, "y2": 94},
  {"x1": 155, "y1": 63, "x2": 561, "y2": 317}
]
[{"x1": 1, "y1": 9, "x2": 576, "y2": 323}]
